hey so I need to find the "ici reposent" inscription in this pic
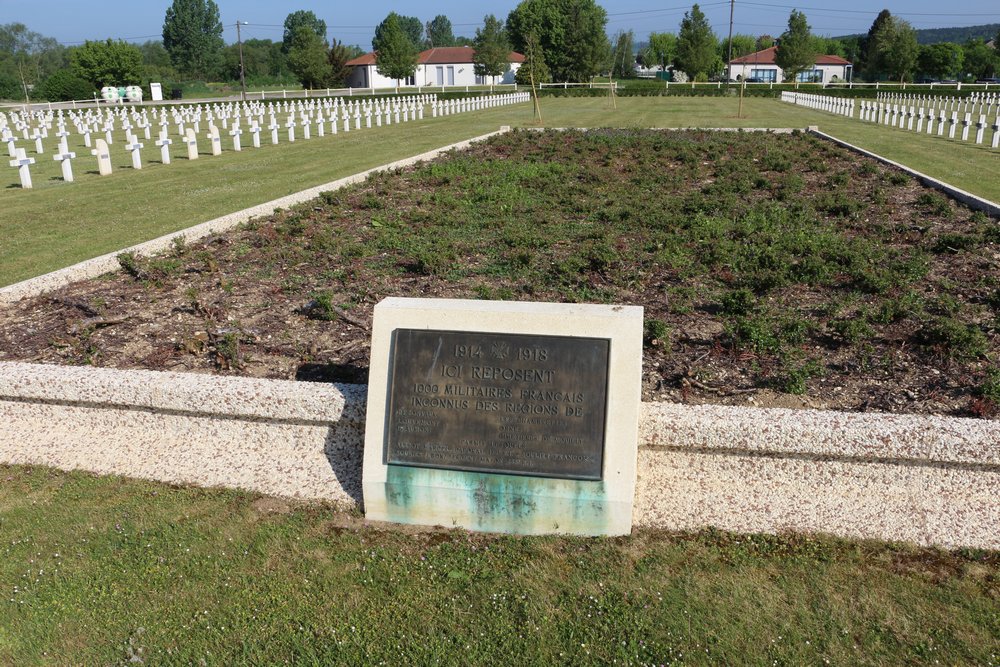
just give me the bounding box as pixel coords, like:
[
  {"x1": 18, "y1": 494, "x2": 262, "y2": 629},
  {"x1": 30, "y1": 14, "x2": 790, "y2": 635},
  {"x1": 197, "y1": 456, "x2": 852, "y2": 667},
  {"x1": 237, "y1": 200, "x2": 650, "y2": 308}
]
[{"x1": 385, "y1": 329, "x2": 610, "y2": 480}]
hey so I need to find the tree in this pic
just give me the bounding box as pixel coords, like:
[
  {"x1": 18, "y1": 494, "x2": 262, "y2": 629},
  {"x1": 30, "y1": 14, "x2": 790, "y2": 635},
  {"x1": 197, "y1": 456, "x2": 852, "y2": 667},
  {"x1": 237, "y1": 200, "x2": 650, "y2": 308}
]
[
  {"x1": 775, "y1": 10, "x2": 814, "y2": 81},
  {"x1": 859, "y1": 9, "x2": 892, "y2": 80},
  {"x1": 879, "y1": 16, "x2": 919, "y2": 82},
  {"x1": 506, "y1": 0, "x2": 609, "y2": 82},
  {"x1": 963, "y1": 38, "x2": 998, "y2": 80},
  {"x1": 610, "y1": 30, "x2": 635, "y2": 79},
  {"x1": 373, "y1": 13, "x2": 418, "y2": 86},
  {"x1": 162, "y1": 0, "x2": 224, "y2": 79},
  {"x1": 675, "y1": 4, "x2": 718, "y2": 80},
  {"x1": 37, "y1": 69, "x2": 93, "y2": 101},
  {"x1": 71, "y1": 39, "x2": 144, "y2": 88},
  {"x1": 918, "y1": 42, "x2": 963, "y2": 80},
  {"x1": 514, "y1": 31, "x2": 551, "y2": 85},
  {"x1": 328, "y1": 40, "x2": 362, "y2": 86},
  {"x1": 283, "y1": 11, "x2": 326, "y2": 53},
  {"x1": 0, "y1": 23, "x2": 66, "y2": 101},
  {"x1": 374, "y1": 13, "x2": 423, "y2": 51},
  {"x1": 472, "y1": 15, "x2": 510, "y2": 84},
  {"x1": 719, "y1": 34, "x2": 755, "y2": 64},
  {"x1": 426, "y1": 15, "x2": 456, "y2": 48},
  {"x1": 287, "y1": 25, "x2": 330, "y2": 88},
  {"x1": 644, "y1": 32, "x2": 677, "y2": 71}
]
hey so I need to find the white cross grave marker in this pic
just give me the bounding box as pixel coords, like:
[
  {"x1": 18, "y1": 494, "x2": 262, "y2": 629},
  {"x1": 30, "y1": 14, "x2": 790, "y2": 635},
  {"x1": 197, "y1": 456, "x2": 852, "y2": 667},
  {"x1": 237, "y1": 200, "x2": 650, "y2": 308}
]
[
  {"x1": 250, "y1": 122, "x2": 261, "y2": 148},
  {"x1": 230, "y1": 125, "x2": 243, "y2": 151},
  {"x1": 285, "y1": 116, "x2": 296, "y2": 142},
  {"x1": 52, "y1": 147, "x2": 76, "y2": 182},
  {"x1": 125, "y1": 136, "x2": 144, "y2": 169},
  {"x1": 206, "y1": 125, "x2": 222, "y2": 156},
  {"x1": 9, "y1": 147, "x2": 35, "y2": 188},
  {"x1": 155, "y1": 132, "x2": 173, "y2": 164}
]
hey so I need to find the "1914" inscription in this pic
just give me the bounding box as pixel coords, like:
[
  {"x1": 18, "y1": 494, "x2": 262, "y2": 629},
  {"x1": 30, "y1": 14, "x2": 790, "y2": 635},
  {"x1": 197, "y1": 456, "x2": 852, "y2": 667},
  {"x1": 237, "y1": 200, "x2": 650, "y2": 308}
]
[{"x1": 385, "y1": 329, "x2": 610, "y2": 480}]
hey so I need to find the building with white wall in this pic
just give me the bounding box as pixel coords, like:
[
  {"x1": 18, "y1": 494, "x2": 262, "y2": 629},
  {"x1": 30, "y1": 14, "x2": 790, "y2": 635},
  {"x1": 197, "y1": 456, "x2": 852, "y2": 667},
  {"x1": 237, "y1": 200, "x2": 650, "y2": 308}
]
[
  {"x1": 346, "y1": 47, "x2": 524, "y2": 89},
  {"x1": 727, "y1": 47, "x2": 852, "y2": 84}
]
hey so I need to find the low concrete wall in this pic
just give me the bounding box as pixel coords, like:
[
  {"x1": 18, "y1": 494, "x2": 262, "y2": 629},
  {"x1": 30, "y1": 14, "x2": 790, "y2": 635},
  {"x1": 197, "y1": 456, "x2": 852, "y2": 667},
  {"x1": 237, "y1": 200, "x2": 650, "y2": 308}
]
[{"x1": 1, "y1": 361, "x2": 996, "y2": 549}]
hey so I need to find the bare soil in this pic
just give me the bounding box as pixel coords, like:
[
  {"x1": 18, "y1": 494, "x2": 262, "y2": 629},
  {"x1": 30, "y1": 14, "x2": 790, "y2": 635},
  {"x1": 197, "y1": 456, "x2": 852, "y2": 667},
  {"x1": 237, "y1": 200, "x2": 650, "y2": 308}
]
[{"x1": 2, "y1": 129, "x2": 998, "y2": 418}]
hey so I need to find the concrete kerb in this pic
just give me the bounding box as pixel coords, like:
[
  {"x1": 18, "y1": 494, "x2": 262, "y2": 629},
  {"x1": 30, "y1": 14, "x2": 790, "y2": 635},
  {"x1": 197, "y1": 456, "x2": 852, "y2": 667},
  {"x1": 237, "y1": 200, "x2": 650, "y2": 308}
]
[
  {"x1": 808, "y1": 126, "x2": 1000, "y2": 217},
  {"x1": 0, "y1": 127, "x2": 514, "y2": 304}
]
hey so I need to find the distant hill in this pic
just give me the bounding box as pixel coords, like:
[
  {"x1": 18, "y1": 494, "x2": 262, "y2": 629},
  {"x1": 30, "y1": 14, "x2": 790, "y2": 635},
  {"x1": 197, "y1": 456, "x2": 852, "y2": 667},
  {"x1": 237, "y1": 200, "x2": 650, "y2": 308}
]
[{"x1": 835, "y1": 23, "x2": 999, "y2": 45}]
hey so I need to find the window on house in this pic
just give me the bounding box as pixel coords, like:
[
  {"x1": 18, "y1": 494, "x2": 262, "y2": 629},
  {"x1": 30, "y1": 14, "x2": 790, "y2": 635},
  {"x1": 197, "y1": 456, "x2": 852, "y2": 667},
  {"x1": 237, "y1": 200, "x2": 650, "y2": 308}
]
[
  {"x1": 436, "y1": 66, "x2": 444, "y2": 86},
  {"x1": 447, "y1": 66, "x2": 455, "y2": 86},
  {"x1": 796, "y1": 69, "x2": 823, "y2": 83},
  {"x1": 750, "y1": 68, "x2": 777, "y2": 82}
]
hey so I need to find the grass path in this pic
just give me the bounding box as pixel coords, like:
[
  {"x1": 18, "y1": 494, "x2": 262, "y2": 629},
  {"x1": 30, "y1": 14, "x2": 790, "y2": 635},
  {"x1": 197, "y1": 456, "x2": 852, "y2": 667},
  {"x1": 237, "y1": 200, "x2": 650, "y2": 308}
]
[
  {"x1": 1, "y1": 96, "x2": 997, "y2": 287},
  {"x1": 0, "y1": 465, "x2": 996, "y2": 665}
]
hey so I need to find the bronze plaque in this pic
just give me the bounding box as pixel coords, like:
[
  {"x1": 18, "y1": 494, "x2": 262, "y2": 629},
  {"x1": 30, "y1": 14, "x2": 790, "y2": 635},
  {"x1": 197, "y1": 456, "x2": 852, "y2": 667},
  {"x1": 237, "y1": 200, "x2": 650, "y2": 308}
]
[{"x1": 385, "y1": 329, "x2": 609, "y2": 480}]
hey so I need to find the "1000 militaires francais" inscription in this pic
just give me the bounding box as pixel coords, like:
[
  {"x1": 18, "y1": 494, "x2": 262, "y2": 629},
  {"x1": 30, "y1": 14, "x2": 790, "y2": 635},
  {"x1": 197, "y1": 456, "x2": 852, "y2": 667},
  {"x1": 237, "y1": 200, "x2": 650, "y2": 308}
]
[{"x1": 385, "y1": 329, "x2": 610, "y2": 480}]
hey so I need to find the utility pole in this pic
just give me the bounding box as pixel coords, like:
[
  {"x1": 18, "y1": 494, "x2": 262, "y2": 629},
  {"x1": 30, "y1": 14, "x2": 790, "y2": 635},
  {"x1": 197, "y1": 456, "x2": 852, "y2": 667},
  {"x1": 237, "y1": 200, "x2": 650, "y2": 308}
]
[
  {"x1": 236, "y1": 20, "x2": 248, "y2": 102},
  {"x1": 727, "y1": 0, "x2": 735, "y2": 67}
]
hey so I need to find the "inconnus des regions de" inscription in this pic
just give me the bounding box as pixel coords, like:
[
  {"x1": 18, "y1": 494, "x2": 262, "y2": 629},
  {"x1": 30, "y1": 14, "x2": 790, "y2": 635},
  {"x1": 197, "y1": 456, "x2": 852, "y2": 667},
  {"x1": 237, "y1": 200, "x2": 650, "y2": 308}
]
[{"x1": 385, "y1": 329, "x2": 610, "y2": 480}]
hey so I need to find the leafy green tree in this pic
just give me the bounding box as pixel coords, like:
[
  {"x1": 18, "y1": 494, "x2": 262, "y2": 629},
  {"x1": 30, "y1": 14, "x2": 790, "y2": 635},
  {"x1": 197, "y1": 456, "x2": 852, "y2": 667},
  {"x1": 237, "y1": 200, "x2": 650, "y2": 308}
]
[
  {"x1": 514, "y1": 31, "x2": 551, "y2": 85},
  {"x1": 675, "y1": 4, "x2": 718, "y2": 80},
  {"x1": 426, "y1": 15, "x2": 456, "y2": 48},
  {"x1": 610, "y1": 30, "x2": 635, "y2": 79},
  {"x1": 37, "y1": 69, "x2": 93, "y2": 101},
  {"x1": 472, "y1": 15, "x2": 510, "y2": 84},
  {"x1": 879, "y1": 16, "x2": 919, "y2": 82},
  {"x1": 71, "y1": 39, "x2": 144, "y2": 88},
  {"x1": 918, "y1": 42, "x2": 964, "y2": 80},
  {"x1": 374, "y1": 13, "x2": 424, "y2": 51},
  {"x1": 328, "y1": 39, "x2": 363, "y2": 86},
  {"x1": 775, "y1": 10, "x2": 814, "y2": 81},
  {"x1": 810, "y1": 36, "x2": 845, "y2": 58},
  {"x1": 859, "y1": 9, "x2": 892, "y2": 80},
  {"x1": 287, "y1": 26, "x2": 330, "y2": 88},
  {"x1": 0, "y1": 23, "x2": 65, "y2": 101},
  {"x1": 506, "y1": 0, "x2": 609, "y2": 82},
  {"x1": 374, "y1": 13, "x2": 418, "y2": 85},
  {"x1": 962, "y1": 38, "x2": 998, "y2": 79},
  {"x1": 222, "y1": 39, "x2": 291, "y2": 82},
  {"x1": 283, "y1": 10, "x2": 326, "y2": 53},
  {"x1": 643, "y1": 32, "x2": 677, "y2": 71},
  {"x1": 720, "y1": 34, "x2": 755, "y2": 63},
  {"x1": 162, "y1": 0, "x2": 224, "y2": 79}
]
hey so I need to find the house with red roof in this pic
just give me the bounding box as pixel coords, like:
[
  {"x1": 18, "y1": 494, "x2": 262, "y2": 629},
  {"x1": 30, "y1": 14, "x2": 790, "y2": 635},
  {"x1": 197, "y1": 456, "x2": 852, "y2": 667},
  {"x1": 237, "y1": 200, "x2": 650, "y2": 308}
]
[
  {"x1": 727, "y1": 46, "x2": 852, "y2": 84},
  {"x1": 345, "y1": 46, "x2": 525, "y2": 89}
]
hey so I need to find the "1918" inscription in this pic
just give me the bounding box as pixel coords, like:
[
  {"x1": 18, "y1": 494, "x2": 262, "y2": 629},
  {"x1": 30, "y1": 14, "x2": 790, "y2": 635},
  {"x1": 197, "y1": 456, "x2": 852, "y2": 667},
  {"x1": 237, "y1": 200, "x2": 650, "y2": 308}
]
[{"x1": 385, "y1": 329, "x2": 610, "y2": 480}]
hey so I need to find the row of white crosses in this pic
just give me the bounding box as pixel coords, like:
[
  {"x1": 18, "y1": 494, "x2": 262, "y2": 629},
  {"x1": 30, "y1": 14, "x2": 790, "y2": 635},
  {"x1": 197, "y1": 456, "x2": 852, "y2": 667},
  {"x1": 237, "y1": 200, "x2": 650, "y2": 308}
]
[
  {"x1": 778, "y1": 92, "x2": 855, "y2": 117},
  {"x1": 778, "y1": 91, "x2": 1000, "y2": 150},
  {"x1": 3, "y1": 92, "x2": 531, "y2": 189}
]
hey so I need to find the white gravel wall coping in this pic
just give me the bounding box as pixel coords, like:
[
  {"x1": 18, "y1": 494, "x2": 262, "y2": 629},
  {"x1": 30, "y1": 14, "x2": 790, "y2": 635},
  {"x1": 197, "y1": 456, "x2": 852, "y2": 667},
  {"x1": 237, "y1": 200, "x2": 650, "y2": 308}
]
[
  {"x1": 0, "y1": 361, "x2": 365, "y2": 425},
  {"x1": 0, "y1": 127, "x2": 513, "y2": 304},
  {"x1": 3, "y1": 359, "x2": 998, "y2": 468},
  {"x1": 640, "y1": 402, "x2": 1000, "y2": 468}
]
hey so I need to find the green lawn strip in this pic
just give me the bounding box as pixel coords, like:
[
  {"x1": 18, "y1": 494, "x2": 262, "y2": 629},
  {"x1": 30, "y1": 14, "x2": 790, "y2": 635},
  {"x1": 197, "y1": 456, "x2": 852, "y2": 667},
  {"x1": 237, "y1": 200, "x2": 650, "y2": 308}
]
[
  {"x1": 0, "y1": 465, "x2": 996, "y2": 664},
  {"x1": 3, "y1": 97, "x2": 997, "y2": 288}
]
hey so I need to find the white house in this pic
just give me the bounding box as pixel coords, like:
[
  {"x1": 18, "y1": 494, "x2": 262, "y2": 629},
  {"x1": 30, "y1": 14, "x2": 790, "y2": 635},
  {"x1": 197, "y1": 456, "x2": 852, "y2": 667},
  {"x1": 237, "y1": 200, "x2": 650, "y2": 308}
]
[
  {"x1": 345, "y1": 46, "x2": 525, "y2": 89},
  {"x1": 727, "y1": 47, "x2": 852, "y2": 84}
]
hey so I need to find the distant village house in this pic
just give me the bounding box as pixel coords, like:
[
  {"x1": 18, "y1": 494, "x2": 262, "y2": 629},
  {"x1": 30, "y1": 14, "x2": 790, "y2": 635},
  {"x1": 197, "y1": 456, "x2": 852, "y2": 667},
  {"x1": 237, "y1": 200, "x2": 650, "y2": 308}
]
[
  {"x1": 345, "y1": 46, "x2": 525, "y2": 88},
  {"x1": 727, "y1": 46, "x2": 852, "y2": 84}
]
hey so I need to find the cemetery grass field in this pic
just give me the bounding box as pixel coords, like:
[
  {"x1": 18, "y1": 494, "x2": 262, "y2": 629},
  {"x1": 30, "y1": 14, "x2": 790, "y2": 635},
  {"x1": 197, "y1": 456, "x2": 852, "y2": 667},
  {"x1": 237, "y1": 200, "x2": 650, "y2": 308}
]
[
  {"x1": 3, "y1": 128, "x2": 999, "y2": 417},
  {"x1": 2, "y1": 96, "x2": 999, "y2": 288},
  {"x1": 1, "y1": 464, "x2": 997, "y2": 665}
]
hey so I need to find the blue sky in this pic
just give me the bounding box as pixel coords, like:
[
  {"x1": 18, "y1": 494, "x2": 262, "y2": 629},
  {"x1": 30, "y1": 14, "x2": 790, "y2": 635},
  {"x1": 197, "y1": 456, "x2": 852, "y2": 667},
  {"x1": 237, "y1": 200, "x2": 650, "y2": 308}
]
[{"x1": 4, "y1": 0, "x2": 999, "y2": 48}]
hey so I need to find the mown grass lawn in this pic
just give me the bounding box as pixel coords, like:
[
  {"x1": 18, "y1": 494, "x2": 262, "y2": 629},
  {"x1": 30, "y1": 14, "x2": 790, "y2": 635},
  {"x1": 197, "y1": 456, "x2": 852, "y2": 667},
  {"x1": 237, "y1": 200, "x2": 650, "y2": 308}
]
[
  {"x1": 0, "y1": 465, "x2": 997, "y2": 665},
  {"x1": 2, "y1": 96, "x2": 997, "y2": 287}
]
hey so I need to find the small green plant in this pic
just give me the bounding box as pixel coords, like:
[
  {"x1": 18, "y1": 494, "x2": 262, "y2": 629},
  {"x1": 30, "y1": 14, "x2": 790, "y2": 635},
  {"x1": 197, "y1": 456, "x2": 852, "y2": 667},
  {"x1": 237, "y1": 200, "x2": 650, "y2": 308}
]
[
  {"x1": 887, "y1": 171, "x2": 910, "y2": 186},
  {"x1": 831, "y1": 317, "x2": 873, "y2": 344},
  {"x1": 307, "y1": 291, "x2": 338, "y2": 321},
  {"x1": 978, "y1": 367, "x2": 1000, "y2": 403},
  {"x1": 915, "y1": 316, "x2": 988, "y2": 360},
  {"x1": 931, "y1": 232, "x2": 978, "y2": 254},
  {"x1": 213, "y1": 331, "x2": 241, "y2": 370},
  {"x1": 777, "y1": 357, "x2": 824, "y2": 395},
  {"x1": 916, "y1": 191, "x2": 952, "y2": 218},
  {"x1": 116, "y1": 252, "x2": 146, "y2": 280},
  {"x1": 643, "y1": 318, "x2": 670, "y2": 346},
  {"x1": 720, "y1": 288, "x2": 756, "y2": 317},
  {"x1": 170, "y1": 236, "x2": 187, "y2": 256}
]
